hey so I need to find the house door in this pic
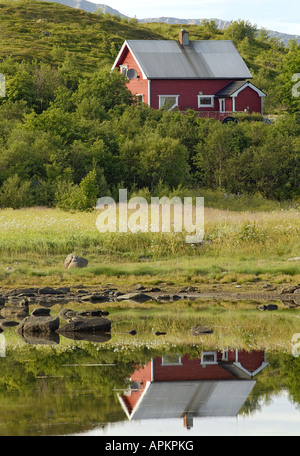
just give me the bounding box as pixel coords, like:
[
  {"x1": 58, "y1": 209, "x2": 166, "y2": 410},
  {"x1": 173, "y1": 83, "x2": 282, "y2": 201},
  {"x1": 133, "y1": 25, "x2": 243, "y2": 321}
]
[{"x1": 219, "y1": 98, "x2": 225, "y2": 113}]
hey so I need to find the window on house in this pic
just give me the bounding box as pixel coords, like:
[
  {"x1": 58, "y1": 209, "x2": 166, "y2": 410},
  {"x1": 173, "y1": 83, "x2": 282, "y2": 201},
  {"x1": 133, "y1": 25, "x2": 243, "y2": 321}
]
[
  {"x1": 136, "y1": 94, "x2": 144, "y2": 104},
  {"x1": 120, "y1": 65, "x2": 128, "y2": 76},
  {"x1": 198, "y1": 95, "x2": 215, "y2": 108},
  {"x1": 159, "y1": 95, "x2": 179, "y2": 110},
  {"x1": 201, "y1": 351, "x2": 217, "y2": 364},
  {"x1": 161, "y1": 355, "x2": 182, "y2": 365}
]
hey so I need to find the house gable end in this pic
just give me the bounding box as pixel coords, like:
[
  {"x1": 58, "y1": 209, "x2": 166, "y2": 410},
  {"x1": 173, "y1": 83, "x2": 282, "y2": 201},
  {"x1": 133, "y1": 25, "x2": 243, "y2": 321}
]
[
  {"x1": 231, "y1": 82, "x2": 266, "y2": 98},
  {"x1": 111, "y1": 41, "x2": 147, "y2": 80}
]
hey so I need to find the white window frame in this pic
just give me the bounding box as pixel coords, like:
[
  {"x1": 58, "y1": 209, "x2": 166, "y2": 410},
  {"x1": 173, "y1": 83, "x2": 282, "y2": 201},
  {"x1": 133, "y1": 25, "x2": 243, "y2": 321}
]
[
  {"x1": 201, "y1": 351, "x2": 217, "y2": 365},
  {"x1": 136, "y1": 94, "x2": 144, "y2": 104},
  {"x1": 120, "y1": 65, "x2": 128, "y2": 76},
  {"x1": 198, "y1": 95, "x2": 215, "y2": 108},
  {"x1": 158, "y1": 95, "x2": 179, "y2": 110},
  {"x1": 161, "y1": 355, "x2": 182, "y2": 366}
]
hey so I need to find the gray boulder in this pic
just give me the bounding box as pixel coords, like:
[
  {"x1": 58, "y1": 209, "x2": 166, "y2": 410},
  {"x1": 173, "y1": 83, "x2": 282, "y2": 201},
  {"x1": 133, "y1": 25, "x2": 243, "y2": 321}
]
[
  {"x1": 59, "y1": 308, "x2": 78, "y2": 321},
  {"x1": 57, "y1": 317, "x2": 111, "y2": 334},
  {"x1": 64, "y1": 254, "x2": 88, "y2": 269},
  {"x1": 17, "y1": 316, "x2": 59, "y2": 335},
  {"x1": 38, "y1": 287, "x2": 62, "y2": 295},
  {"x1": 280, "y1": 285, "x2": 300, "y2": 294},
  {"x1": 115, "y1": 292, "x2": 152, "y2": 303},
  {"x1": 31, "y1": 308, "x2": 51, "y2": 317},
  {"x1": 191, "y1": 326, "x2": 213, "y2": 335},
  {"x1": 80, "y1": 294, "x2": 108, "y2": 302}
]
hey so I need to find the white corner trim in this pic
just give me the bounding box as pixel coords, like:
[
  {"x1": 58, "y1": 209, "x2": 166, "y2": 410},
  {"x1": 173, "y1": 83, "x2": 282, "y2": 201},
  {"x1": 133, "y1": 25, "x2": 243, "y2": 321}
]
[
  {"x1": 148, "y1": 79, "x2": 151, "y2": 107},
  {"x1": 232, "y1": 96, "x2": 236, "y2": 112}
]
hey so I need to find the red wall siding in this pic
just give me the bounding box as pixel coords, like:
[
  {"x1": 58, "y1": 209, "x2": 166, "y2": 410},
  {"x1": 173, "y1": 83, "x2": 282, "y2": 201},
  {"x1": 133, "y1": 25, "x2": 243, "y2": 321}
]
[
  {"x1": 237, "y1": 350, "x2": 265, "y2": 373},
  {"x1": 124, "y1": 362, "x2": 152, "y2": 412},
  {"x1": 150, "y1": 79, "x2": 235, "y2": 111},
  {"x1": 225, "y1": 97, "x2": 233, "y2": 111},
  {"x1": 117, "y1": 48, "x2": 149, "y2": 105},
  {"x1": 235, "y1": 86, "x2": 262, "y2": 113},
  {"x1": 153, "y1": 355, "x2": 235, "y2": 381}
]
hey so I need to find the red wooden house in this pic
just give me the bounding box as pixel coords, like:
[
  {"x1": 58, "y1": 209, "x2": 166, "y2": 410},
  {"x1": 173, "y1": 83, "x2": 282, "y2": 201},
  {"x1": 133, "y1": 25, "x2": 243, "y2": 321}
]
[
  {"x1": 112, "y1": 30, "x2": 266, "y2": 121},
  {"x1": 118, "y1": 349, "x2": 268, "y2": 428}
]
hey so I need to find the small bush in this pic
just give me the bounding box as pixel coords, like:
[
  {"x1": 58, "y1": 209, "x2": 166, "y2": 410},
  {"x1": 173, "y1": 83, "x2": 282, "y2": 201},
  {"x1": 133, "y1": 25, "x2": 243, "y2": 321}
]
[{"x1": 0, "y1": 174, "x2": 33, "y2": 208}]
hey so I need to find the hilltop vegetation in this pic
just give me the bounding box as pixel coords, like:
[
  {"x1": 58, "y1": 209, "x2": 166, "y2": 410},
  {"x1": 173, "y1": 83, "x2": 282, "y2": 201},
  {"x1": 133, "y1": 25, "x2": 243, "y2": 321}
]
[{"x1": 0, "y1": 0, "x2": 299, "y2": 210}]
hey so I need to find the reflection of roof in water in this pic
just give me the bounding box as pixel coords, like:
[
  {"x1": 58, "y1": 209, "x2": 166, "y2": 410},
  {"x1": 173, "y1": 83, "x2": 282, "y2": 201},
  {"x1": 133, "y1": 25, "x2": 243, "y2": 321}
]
[{"x1": 120, "y1": 380, "x2": 256, "y2": 420}]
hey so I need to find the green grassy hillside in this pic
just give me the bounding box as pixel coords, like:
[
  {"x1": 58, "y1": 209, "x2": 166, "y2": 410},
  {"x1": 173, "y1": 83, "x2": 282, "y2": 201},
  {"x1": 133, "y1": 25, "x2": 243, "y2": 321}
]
[{"x1": 0, "y1": 0, "x2": 162, "y2": 70}]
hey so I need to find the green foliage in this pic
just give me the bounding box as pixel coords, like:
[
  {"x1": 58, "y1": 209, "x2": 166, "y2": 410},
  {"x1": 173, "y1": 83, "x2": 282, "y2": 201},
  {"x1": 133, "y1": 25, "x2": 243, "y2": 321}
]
[
  {"x1": 55, "y1": 168, "x2": 109, "y2": 211},
  {"x1": 74, "y1": 68, "x2": 134, "y2": 112},
  {"x1": 223, "y1": 19, "x2": 257, "y2": 44},
  {"x1": 0, "y1": 1, "x2": 299, "y2": 210},
  {"x1": 0, "y1": 174, "x2": 33, "y2": 208},
  {"x1": 280, "y1": 41, "x2": 300, "y2": 113}
]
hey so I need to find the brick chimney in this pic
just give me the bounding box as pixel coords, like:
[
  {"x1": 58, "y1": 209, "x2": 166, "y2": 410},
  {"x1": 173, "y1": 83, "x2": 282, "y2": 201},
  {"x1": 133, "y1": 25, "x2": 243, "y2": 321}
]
[{"x1": 179, "y1": 29, "x2": 189, "y2": 45}]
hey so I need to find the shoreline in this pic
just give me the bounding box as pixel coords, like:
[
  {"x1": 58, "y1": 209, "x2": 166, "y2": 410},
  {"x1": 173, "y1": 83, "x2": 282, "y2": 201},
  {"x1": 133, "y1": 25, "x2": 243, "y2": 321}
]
[{"x1": 1, "y1": 283, "x2": 299, "y2": 307}]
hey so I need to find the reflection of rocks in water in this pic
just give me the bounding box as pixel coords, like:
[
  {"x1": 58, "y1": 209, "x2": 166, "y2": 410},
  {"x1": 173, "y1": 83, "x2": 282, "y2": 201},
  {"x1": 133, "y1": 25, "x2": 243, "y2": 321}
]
[
  {"x1": 57, "y1": 317, "x2": 111, "y2": 335},
  {"x1": 59, "y1": 331, "x2": 111, "y2": 343},
  {"x1": 59, "y1": 308, "x2": 78, "y2": 322},
  {"x1": 279, "y1": 285, "x2": 300, "y2": 308},
  {"x1": 0, "y1": 320, "x2": 19, "y2": 329},
  {"x1": 280, "y1": 285, "x2": 300, "y2": 294},
  {"x1": 59, "y1": 308, "x2": 109, "y2": 322},
  {"x1": 0, "y1": 306, "x2": 29, "y2": 320},
  {"x1": 17, "y1": 331, "x2": 60, "y2": 345},
  {"x1": 280, "y1": 299, "x2": 300, "y2": 308},
  {"x1": 257, "y1": 304, "x2": 278, "y2": 311}
]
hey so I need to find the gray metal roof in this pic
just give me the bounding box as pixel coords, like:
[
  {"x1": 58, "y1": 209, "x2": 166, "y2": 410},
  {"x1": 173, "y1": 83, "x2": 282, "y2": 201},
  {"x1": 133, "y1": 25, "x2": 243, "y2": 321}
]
[
  {"x1": 216, "y1": 80, "x2": 249, "y2": 96},
  {"x1": 120, "y1": 380, "x2": 256, "y2": 420},
  {"x1": 120, "y1": 40, "x2": 253, "y2": 80},
  {"x1": 216, "y1": 80, "x2": 266, "y2": 97}
]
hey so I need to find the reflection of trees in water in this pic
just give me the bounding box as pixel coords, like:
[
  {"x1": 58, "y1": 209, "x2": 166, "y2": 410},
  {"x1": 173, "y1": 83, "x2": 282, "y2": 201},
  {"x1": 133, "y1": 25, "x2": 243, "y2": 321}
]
[
  {"x1": 241, "y1": 353, "x2": 300, "y2": 416},
  {"x1": 0, "y1": 346, "x2": 299, "y2": 434}
]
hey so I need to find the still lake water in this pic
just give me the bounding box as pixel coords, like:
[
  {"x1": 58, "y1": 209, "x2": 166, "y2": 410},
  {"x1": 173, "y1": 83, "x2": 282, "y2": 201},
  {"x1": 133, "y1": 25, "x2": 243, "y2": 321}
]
[{"x1": 0, "y1": 300, "x2": 299, "y2": 438}]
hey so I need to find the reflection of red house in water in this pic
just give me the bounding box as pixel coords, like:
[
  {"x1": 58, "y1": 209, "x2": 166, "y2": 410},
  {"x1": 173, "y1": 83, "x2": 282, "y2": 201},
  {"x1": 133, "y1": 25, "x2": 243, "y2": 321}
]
[
  {"x1": 112, "y1": 30, "x2": 266, "y2": 122},
  {"x1": 118, "y1": 350, "x2": 268, "y2": 428}
]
